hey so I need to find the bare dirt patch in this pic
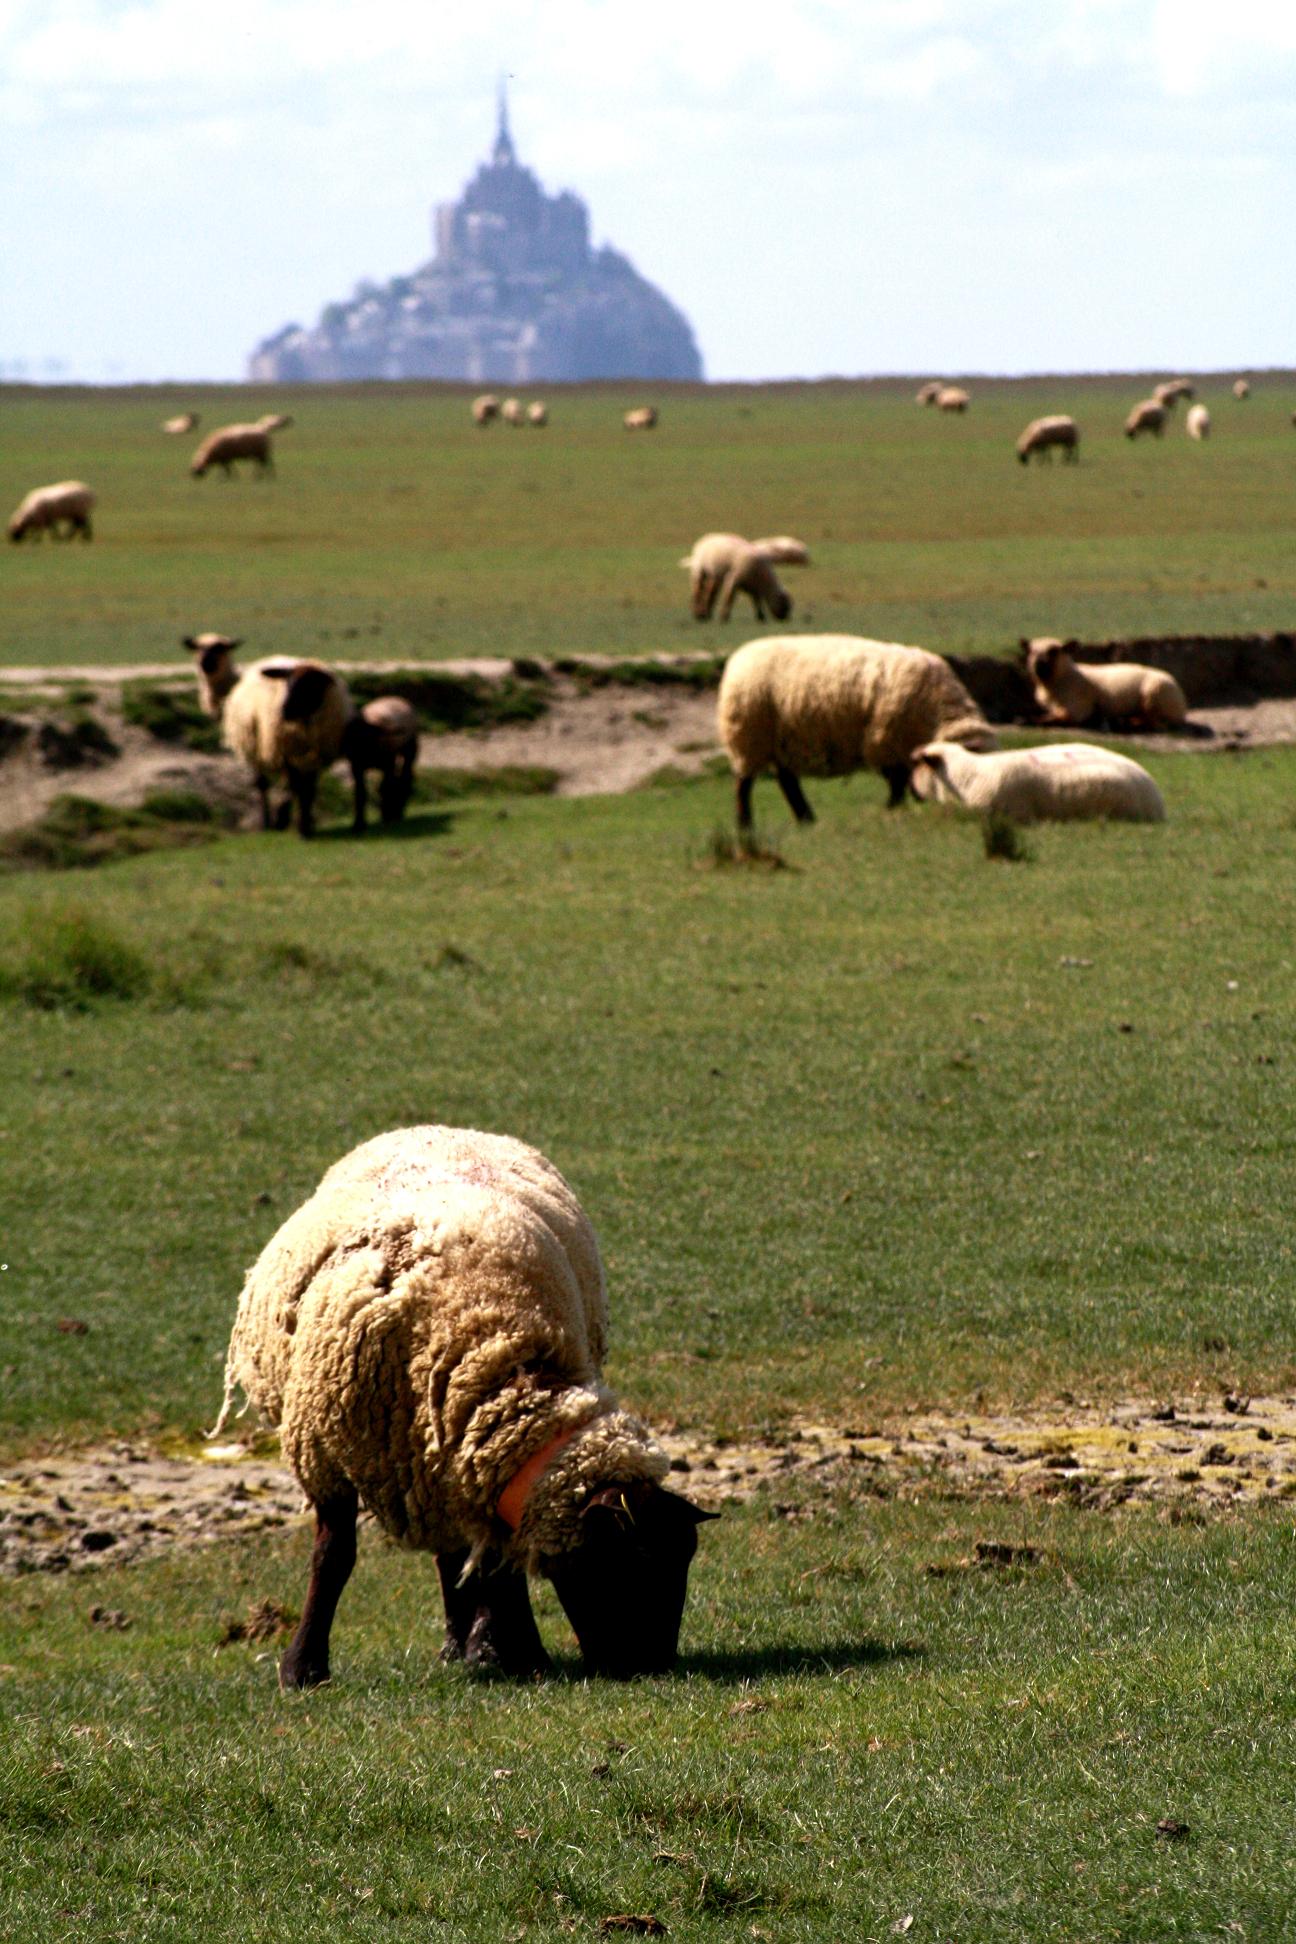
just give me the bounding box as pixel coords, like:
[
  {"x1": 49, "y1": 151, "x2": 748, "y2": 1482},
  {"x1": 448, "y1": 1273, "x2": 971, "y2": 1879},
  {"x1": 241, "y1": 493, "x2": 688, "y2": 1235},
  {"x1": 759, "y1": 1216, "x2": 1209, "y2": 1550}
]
[{"x1": 4, "y1": 1390, "x2": 1292, "y2": 1577}]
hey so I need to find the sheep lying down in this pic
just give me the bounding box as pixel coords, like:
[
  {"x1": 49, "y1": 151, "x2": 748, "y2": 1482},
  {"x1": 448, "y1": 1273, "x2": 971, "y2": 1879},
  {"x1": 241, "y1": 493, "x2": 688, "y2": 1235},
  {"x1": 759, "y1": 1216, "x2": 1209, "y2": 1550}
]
[
  {"x1": 213, "y1": 1126, "x2": 714, "y2": 1687},
  {"x1": 910, "y1": 740, "x2": 1166, "y2": 823}
]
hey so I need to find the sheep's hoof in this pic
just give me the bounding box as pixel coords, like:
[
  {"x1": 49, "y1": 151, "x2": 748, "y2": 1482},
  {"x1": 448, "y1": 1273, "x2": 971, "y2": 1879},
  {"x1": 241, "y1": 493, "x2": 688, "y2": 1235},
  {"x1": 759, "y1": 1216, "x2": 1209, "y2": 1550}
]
[{"x1": 278, "y1": 1651, "x2": 330, "y2": 1690}]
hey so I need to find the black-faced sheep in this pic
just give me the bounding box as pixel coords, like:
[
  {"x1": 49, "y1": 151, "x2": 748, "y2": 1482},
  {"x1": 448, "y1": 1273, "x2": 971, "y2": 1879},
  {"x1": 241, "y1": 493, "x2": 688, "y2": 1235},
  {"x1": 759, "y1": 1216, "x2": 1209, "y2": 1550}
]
[
  {"x1": 910, "y1": 740, "x2": 1166, "y2": 823},
  {"x1": 1124, "y1": 399, "x2": 1167, "y2": 439},
  {"x1": 212, "y1": 1124, "x2": 715, "y2": 1688},
  {"x1": 1016, "y1": 416, "x2": 1079, "y2": 464},
  {"x1": 1025, "y1": 638, "x2": 1193, "y2": 732},
  {"x1": 680, "y1": 533, "x2": 792, "y2": 624},
  {"x1": 717, "y1": 633, "x2": 996, "y2": 827},
  {"x1": 182, "y1": 634, "x2": 352, "y2": 836},
  {"x1": 8, "y1": 481, "x2": 96, "y2": 542},
  {"x1": 341, "y1": 696, "x2": 420, "y2": 832}
]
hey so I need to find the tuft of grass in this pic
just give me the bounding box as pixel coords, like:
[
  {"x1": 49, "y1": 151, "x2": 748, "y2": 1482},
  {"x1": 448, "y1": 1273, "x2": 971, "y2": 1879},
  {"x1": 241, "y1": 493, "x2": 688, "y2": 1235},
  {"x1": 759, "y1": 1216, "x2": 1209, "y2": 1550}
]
[
  {"x1": 981, "y1": 811, "x2": 1035, "y2": 862},
  {"x1": 703, "y1": 822, "x2": 789, "y2": 870},
  {"x1": 119, "y1": 681, "x2": 223, "y2": 753},
  {"x1": 36, "y1": 713, "x2": 119, "y2": 768},
  {"x1": 0, "y1": 793, "x2": 226, "y2": 874},
  {"x1": 413, "y1": 763, "x2": 561, "y2": 802},
  {"x1": 0, "y1": 904, "x2": 153, "y2": 1010},
  {"x1": 554, "y1": 655, "x2": 727, "y2": 692}
]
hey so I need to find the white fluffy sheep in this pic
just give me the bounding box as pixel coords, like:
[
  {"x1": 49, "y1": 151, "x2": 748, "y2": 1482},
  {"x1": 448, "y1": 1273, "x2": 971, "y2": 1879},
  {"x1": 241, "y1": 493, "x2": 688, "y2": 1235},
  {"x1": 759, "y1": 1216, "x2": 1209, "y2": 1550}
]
[
  {"x1": 936, "y1": 385, "x2": 970, "y2": 413},
  {"x1": 472, "y1": 394, "x2": 500, "y2": 426},
  {"x1": 1186, "y1": 403, "x2": 1211, "y2": 441},
  {"x1": 916, "y1": 381, "x2": 943, "y2": 406},
  {"x1": 1232, "y1": 378, "x2": 1250, "y2": 400},
  {"x1": 717, "y1": 634, "x2": 997, "y2": 827},
  {"x1": 501, "y1": 397, "x2": 525, "y2": 427},
  {"x1": 190, "y1": 421, "x2": 282, "y2": 478},
  {"x1": 1153, "y1": 379, "x2": 1194, "y2": 408},
  {"x1": 182, "y1": 634, "x2": 352, "y2": 836},
  {"x1": 1026, "y1": 638, "x2": 1190, "y2": 732},
  {"x1": 1016, "y1": 416, "x2": 1079, "y2": 464},
  {"x1": 341, "y1": 695, "x2": 420, "y2": 831},
  {"x1": 1124, "y1": 399, "x2": 1167, "y2": 439},
  {"x1": 624, "y1": 406, "x2": 657, "y2": 431},
  {"x1": 161, "y1": 412, "x2": 199, "y2": 435},
  {"x1": 910, "y1": 740, "x2": 1165, "y2": 823},
  {"x1": 7, "y1": 481, "x2": 96, "y2": 543},
  {"x1": 527, "y1": 401, "x2": 548, "y2": 427},
  {"x1": 213, "y1": 1124, "x2": 713, "y2": 1687},
  {"x1": 679, "y1": 533, "x2": 792, "y2": 624}
]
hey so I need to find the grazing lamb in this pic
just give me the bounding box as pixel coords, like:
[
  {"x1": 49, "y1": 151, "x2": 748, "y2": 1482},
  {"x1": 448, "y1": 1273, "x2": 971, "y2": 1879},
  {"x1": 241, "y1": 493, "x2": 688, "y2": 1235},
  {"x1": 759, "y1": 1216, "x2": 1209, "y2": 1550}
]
[
  {"x1": 161, "y1": 412, "x2": 199, "y2": 435},
  {"x1": 190, "y1": 421, "x2": 282, "y2": 478},
  {"x1": 910, "y1": 740, "x2": 1165, "y2": 823},
  {"x1": 1186, "y1": 403, "x2": 1211, "y2": 441},
  {"x1": 1026, "y1": 638, "x2": 1193, "y2": 732},
  {"x1": 717, "y1": 634, "x2": 996, "y2": 828},
  {"x1": 472, "y1": 395, "x2": 500, "y2": 426},
  {"x1": 7, "y1": 481, "x2": 96, "y2": 543},
  {"x1": 1232, "y1": 379, "x2": 1250, "y2": 400},
  {"x1": 624, "y1": 406, "x2": 657, "y2": 431},
  {"x1": 527, "y1": 401, "x2": 548, "y2": 427},
  {"x1": 679, "y1": 533, "x2": 792, "y2": 624},
  {"x1": 916, "y1": 381, "x2": 943, "y2": 406},
  {"x1": 1153, "y1": 380, "x2": 1194, "y2": 408},
  {"x1": 182, "y1": 634, "x2": 352, "y2": 836},
  {"x1": 1124, "y1": 399, "x2": 1167, "y2": 439},
  {"x1": 1016, "y1": 416, "x2": 1079, "y2": 464},
  {"x1": 341, "y1": 695, "x2": 420, "y2": 831},
  {"x1": 936, "y1": 385, "x2": 970, "y2": 412},
  {"x1": 212, "y1": 1124, "x2": 715, "y2": 1688},
  {"x1": 501, "y1": 398, "x2": 525, "y2": 427}
]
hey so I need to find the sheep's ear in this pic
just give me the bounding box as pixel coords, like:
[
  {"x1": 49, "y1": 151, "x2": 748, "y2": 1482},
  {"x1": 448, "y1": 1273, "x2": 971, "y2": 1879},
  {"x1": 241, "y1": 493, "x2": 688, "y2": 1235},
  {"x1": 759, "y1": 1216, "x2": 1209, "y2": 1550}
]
[
  {"x1": 260, "y1": 665, "x2": 292, "y2": 682},
  {"x1": 182, "y1": 636, "x2": 201, "y2": 651}
]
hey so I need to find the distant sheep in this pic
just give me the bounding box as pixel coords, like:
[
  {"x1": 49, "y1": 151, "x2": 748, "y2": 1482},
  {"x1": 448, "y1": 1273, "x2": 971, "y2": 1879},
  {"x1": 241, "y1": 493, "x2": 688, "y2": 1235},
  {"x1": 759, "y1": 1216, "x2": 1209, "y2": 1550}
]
[
  {"x1": 1026, "y1": 638, "x2": 1193, "y2": 733},
  {"x1": 7, "y1": 481, "x2": 96, "y2": 543},
  {"x1": 1124, "y1": 399, "x2": 1167, "y2": 440},
  {"x1": 1232, "y1": 379, "x2": 1250, "y2": 400},
  {"x1": 161, "y1": 412, "x2": 199, "y2": 435},
  {"x1": 624, "y1": 406, "x2": 657, "y2": 431},
  {"x1": 916, "y1": 381, "x2": 943, "y2": 406},
  {"x1": 190, "y1": 422, "x2": 283, "y2": 478},
  {"x1": 1186, "y1": 403, "x2": 1211, "y2": 441},
  {"x1": 910, "y1": 740, "x2": 1165, "y2": 823},
  {"x1": 341, "y1": 696, "x2": 420, "y2": 832},
  {"x1": 1153, "y1": 380, "x2": 1194, "y2": 408},
  {"x1": 717, "y1": 634, "x2": 996, "y2": 827},
  {"x1": 1016, "y1": 416, "x2": 1079, "y2": 464},
  {"x1": 182, "y1": 634, "x2": 352, "y2": 836},
  {"x1": 936, "y1": 385, "x2": 970, "y2": 413},
  {"x1": 472, "y1": 394, "x2": 500, "y2": 426},
  {"x1": 679, "y1": 533, "x2": 792, "y2": 624},
  {"x1": 527, "y1": 401, "x2": 548, "y2": 427},
  {"x1": 501, "y1": 398, "x2": 524, "y2": 427}
]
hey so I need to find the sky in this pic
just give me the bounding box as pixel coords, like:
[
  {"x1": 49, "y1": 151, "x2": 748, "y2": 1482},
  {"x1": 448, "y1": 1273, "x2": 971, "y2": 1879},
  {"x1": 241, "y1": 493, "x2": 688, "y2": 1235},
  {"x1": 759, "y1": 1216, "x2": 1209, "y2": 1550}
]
[{"x1": 3, "y1": 0, "x2": 1295, "y2": 384}]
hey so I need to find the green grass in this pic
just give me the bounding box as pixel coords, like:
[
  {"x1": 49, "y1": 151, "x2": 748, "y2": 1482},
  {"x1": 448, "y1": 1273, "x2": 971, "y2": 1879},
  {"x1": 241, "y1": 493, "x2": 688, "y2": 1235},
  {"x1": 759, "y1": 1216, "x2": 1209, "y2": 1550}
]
[{"x1": 3, "y1": 376, "x2": 1295, "y2": 669}]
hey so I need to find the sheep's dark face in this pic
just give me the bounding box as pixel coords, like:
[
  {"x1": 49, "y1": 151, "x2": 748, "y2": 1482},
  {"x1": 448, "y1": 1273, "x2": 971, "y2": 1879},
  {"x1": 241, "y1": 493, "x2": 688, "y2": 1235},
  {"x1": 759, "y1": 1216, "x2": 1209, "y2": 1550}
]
[
  {"x1": 276, "y1": 666, "x2": 335, "y2": 722},
  {"x1": 770, "y1": 589, "x2": 792, "y2": 622},
  {"x1": 1029, "y1": 644, "x2": 1062, "y2": 681},
  {"x1": 543, "y1": 1480, "x2": 715, "y2": 1678}
]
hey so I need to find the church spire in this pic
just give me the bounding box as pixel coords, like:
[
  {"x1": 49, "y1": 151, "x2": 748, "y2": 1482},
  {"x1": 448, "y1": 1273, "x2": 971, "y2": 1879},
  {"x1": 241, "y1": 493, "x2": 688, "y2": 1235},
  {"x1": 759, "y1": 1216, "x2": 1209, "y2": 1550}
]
[{"x1": 492, "y1": 76, "x2": 517, "y2": 167}]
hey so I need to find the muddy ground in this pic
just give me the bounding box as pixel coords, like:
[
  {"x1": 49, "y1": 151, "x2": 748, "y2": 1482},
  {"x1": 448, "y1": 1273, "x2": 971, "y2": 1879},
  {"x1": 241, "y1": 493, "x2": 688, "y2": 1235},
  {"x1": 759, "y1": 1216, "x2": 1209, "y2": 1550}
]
[
  {"x1": 1, "y1": 657, "x2": 1292, "y2": 839},
  {"x1": 3, "y1": 1391, "x2": 1293, "y2": 1579}
]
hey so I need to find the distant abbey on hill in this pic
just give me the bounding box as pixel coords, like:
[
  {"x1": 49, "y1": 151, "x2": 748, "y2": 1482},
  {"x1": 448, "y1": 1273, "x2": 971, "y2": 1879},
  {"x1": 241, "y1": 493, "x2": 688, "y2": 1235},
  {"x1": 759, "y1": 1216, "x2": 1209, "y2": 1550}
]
[{"x1": 248, "y1": 95, "x2": 703, "y2": 385}]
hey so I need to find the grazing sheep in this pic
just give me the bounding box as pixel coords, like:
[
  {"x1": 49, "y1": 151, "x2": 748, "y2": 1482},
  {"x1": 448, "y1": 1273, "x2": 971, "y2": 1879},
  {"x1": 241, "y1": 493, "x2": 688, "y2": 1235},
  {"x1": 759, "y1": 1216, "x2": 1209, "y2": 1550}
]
[
  {"x1": 472, "y1": 394, "x2": 500, "y2": 426},
  {"x1": 1186, "y1": 403, "x2": 1211, "y2": 441},
  {"x1": 717, "y1": 634, "x2": 997, "y2": 828},
  {"x1": 501, "y1": 398, "x2": 525, "y2": 427},
  {"x1": 679, "y1": 533, "x2": 792, "y2": 624},
  {"x1": 527, "y1": 401, "x2": 548, "y2": 427},
  {"x1": 1016, "y1": 416, "x2": 1079, "y2": 464},
  {"x1": 1232, "y1": 378, "x2": 1250, "y2": 400},
  {"x1": 750, "y1": 535, "x2": 812, "y2": 566},
  {"x1": 916, "y1": 381, "x2": 943, "y2": 406},
  {"x1": 182, "y1": 634, "x2": 352, "y2": 836},
  {"x1": 212, "y1": 1124, "x2": 715, "y2": 1688},
  {"x1": 190, "y1": 421, "x2": 281, "y2": 478},
  {"x1": 1026, "y1": 638, "x2": 1191, "y2": 732},
  {"x1": 936, "y1": 385, "x2": 970, "y2": 413},
  {"x1": 624, "y1": 406, "x2": 657, "y2": 431},
  {"x1": 341, "y1": 696, "x2": 420, "y2": 831},
  {"x1": 910, "y1": 740, "x2": 1165, "y2": 823},
  {"x1": 1124, "y1": 399, "x2": 1167, "y2": 440},
  {"x1": 1153, "y1": 380, "x2": 1194, "y2": 408},
  {"x1": 161, "y1": 412, "x2": 199, "y2": 435},
  {"x1": 7, "y1": 480, "x2": 96, "y2": 543}
]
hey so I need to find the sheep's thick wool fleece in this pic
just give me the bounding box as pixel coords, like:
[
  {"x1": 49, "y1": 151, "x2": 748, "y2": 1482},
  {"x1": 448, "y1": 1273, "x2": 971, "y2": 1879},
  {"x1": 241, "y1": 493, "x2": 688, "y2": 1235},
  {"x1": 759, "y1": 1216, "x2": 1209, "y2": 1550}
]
[
  {"x1": 221, "y1": 660, "x2": 351, "y2": 773},
  {"x1": 718, "y1": 635, "x2": 993, "y2": 777},
  {"x1": 218, "y1": 1126, "x2": 668, "y2": 1565}
]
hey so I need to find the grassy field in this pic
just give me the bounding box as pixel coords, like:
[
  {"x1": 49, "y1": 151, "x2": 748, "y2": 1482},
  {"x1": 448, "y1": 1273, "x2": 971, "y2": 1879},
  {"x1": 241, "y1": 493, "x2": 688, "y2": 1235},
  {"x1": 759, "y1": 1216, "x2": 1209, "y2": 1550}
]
[
  {"x1": 5, "y1": 377, "x2": 1296, "y2": 1938},
  {"x1": 3, "y1": 374, "x2": 1296, "y2": 668}
]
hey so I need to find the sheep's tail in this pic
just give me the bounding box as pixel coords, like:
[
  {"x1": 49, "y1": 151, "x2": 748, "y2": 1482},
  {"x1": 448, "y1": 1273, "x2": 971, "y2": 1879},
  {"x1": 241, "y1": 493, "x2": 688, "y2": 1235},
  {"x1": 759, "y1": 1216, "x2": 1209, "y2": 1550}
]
[{"x1": 205, "y1": 1356, "x2": 248, "y2": 1442}]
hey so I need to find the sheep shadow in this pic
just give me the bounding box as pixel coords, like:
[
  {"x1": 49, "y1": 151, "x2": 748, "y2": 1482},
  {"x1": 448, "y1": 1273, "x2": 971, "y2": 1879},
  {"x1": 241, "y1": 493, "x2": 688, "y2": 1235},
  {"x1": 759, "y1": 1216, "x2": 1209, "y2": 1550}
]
[
  {"x1": 525, "y1": 1639, "x2": 920, "y2": 1687},
  {"x1": 315, "y1": 809, "x2": 454, "y2": 845}
]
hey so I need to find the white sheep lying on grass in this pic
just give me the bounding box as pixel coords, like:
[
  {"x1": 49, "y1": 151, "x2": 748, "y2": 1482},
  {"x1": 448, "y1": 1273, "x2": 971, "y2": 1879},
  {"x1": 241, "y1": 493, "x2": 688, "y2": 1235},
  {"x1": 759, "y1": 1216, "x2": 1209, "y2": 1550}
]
[
  {"x1": 7, "y1": 481, "x2": 96, "y2": 542},
  {"x1": 910, "y1": 740, "x2": 1165, "y2": 823},
  {"x1": 182, "y1": 633, "x2": 352, "y2": 836},
  {"x1": 717, "y1": 633, "x2": 996, "y2": 827},
  {"x1": 1026, "y1": 639, "x2": 1195, "y2": 733},
  {"x1": 212, "y1": 1123, "x2": 714, "y2": 1688}
]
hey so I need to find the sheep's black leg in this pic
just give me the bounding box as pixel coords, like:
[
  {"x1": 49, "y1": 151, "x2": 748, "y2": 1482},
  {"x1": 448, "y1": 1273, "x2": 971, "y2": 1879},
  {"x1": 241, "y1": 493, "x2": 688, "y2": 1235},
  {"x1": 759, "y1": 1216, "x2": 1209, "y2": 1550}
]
[
  {"x1": 290, "y1": 767, "x2": 318, "y2": 838},
  {"x1": 437, "y1": 1548, "x2": 550, "y2": 1677},
  {"x1": 882, "y1": 764, "x2": 910, "y2": 808},
  {"x1": 350, "y1": 756, "x2": 369, "y2": 834},
  {"x1": 379, "y1": 761, "x2": 409, "y2": 823},
  {"x1": 255, "y1": 774, "x2": 275, "y2": 830},
  {"x1": 279, "y1": 1486, "x2": 358, "y2": 1690},
  {"x1": 776, "y1": 765, "x2": 815, "y2": 823},
  {"x1": 736, "y1": 774, "x2": 756, "y2": 831}
]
